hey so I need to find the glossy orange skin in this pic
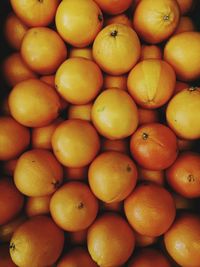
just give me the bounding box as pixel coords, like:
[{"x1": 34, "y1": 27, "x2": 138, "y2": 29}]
[
  {"x1": 140, "y1": 45, "x2": 162, "y2": 60},
  {"x1": 164, "y1": 32, "x2": 200, "y2": 81},
  {"x1": 124, "y1": 183, "x2": 176, "y2": 237},
  {"x1": 104, "y1": 13, "x2": 132, "y2": 27},
  {"x1": 88, "y1": 151, "x2": 138, "y2": 203},
  {"x1": 55, "y1": 0, "x2": 103, "y2": 47},
  {"x1": 94, "y1": 0, "x2": 132, "y2": 15},
  {"x1": 138, "y1": 108, "x2": 159, "y2": 126},
  {"x1": 164, "y1": 213, "x2": 200, "y2": 267},
  {"x1": 14, "y1": 149, "x2": 63, "y2": 197},
  {"x1": 0, "y1": 117, "x2": 30, "y2": 161},
  {"x1": 130, "y1": 123, "x2": 178, "y2": 171},
  {"x1": 10, "y1": 0, "x2": 60, "y2": 27},
  {"x1": 101, "y1": 138, "x2": 129, "y2": 154},
  {"x1": 68, "y1": 103, "x2": 92, "y2": 121},
  {"x1": 174, "y1": 16, "x2": 195, "y2": 35},
  {"x1": 93, "y1": 23, "x2": 141, "y2": 75},
  {"x1": 25, "y1": 195, "x2": 52, "y2": 217},
  {"x1": 103, "y1": 74, "x2": 127, "y2": 90},
  {"x1": 127, "y1": 59, "x2": 176, "y2": 109},
  {"x1": 87, "y1": 213, "x2": 135, "y2": 267},
  {"x1": 4, "y1": 12, "x2": 28, "y2": 50},
  {"x1": 166, "y1": 152, "x2": 200, "y2": 198},
  {"x1": 21, "y1": 27, "x2": 67, "y2": 75},
  {"x1": 92, "y1": 88, "x2": 139, "y2": 140},
  {"x1": 0, "y1": 177, "x2": 24, "y2": 226},
  {"x1": 10, "y1": 216, "x2": 64, "y2": 267},
  {"x1": 2, "y1": 53, "x2": 37, "y2": 87},
  {"x1": 50, "y1": 182, "x2": 98, "y2": 232},
  {"x1": 0, "y1": 244, "x2": 17, "y2": 267},
  {"x1": 133, "y1": 0, "x2": 180, "y2": 44},
  {"x1": 52, "y1": 119, "x2": 100, "y2": 168}
]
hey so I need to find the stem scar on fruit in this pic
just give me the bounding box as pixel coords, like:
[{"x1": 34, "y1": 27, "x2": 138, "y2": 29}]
[
  {"x1": 98, "y1": 14, "x2": 103, "y2": 22},
  {"x1": 110, "y1": 30, "x2": 118, "y2": 38},
  {"x1": 52, "y1": 180, "x2": 60, "y2": 189},
  {"x1": 187, "y1": 174, "x2": 195, "y2": 182},
  {"x1": 77, "y1": 202, "x2": 84, "y2": 209},
  {"x1": 142, "y1": 132, "x2": 149, "y2": 140}
]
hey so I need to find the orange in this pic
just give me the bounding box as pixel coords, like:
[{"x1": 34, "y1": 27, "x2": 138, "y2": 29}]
[
  {"x1": 91, "y1": 88, "x2": 138, "y2": 139},
  {"x1": 166, "y1": 152, "x2": 200, "y2": 198},
  {"x1": 138, "y1": 108, "x2": 159, "y2": 125},
  {"x1": 164, "y1": 213, "x2": 200, "y2": 266},
  {"x1": 93, "y1": 23, "x2": 141, "y2": 75},
  {"x1": 55, "y1": 57, "x2": 103, "y2": 104},
  {"x1": 166, "y1": 87, "x2": 200, "y2": 139},
  {"x1": 55, "y1": 0, "x2": 103, "y2": 47},
  {"x1": 69, "y1": 47, "x2": 93, "y2": 60},
  {"x1": 87, "y1": 212, "x2": 135, "y2": 266},
  {"x1": 69, "y1": 229, "x2": 88, "y2": 246},
  {"x1": 124, "y1": 183, "x2": 176, "y2": 237},
  {"x1": 4, "y1": 12, "x2": 28, "y2": 50},
  {"x1": 10, "y1": 215, "x2": 64, "y2": 267},
  {"x1": 0, "y1": 244, "x2": 17, "y2": 267},
  {"x1": 133, "y1": 0, "x2": 180, "y2": 44},
  {"x1": 52, "y1": 119, "x2": 100, "y2": 167},
  {"x1": 104, "y1": 13, "x2": 132, "y2": 27},
  {"x1": 140, "y1": 45, "x2": 162, "y2": 60},
  {"x1": 8, "y1": 78, "x2": 61, "y2": 127},
  {"x1": 2, "y1": 53, "x2": 37, "y2": 87},
  {"x1": 14, "y1": 149, "x2": 63, "y2": 197},
  {"x1": 50, "y1": 181, "x2": 99, "y2": 231},
  {"x1": 127, "y1": 59, "x2": 176, "y2": 109},
  {"x1": 68, "y1": 103, "x2": 92, "y2": 121},
  {"x1": 0, "y1": 177, "x2": 24, "y2": 225},
  {"x1": 176, "y1": 0, "x2": 194, "y2": 15},
  {"x1": 164, "y1": 32, "x2": 200, "y2": 81},
  {"x1": 21, "y1": 27, "x2": 67, "y2": 75},
  {"x1": 64, "y1": 166, "x2": 88, "y2": 181},
  {"x1": 94, "y1": 0, "x2": 132, "y2": 14},
  {"x1": 137, "y1": 167, "x2": 165, "y2": 186},
  {"x1": 135, "y1": 232, "x2": 158, "y2": 247},
  {"x1": 174, "y1": 16, "x2": 196, "y2": 35},
  {"x1": 101, "y1": 138, "x2": 129, "y2": 154},
  {"x1": 103, "y1": 74, "x2": 127, "y2": 90},
  {"x1": 31, "y1": 118, "x2": 63, "y2": 150},
  {"x1": 128, "y1": 248, "x2": 171, "y2": 267},
  {"x1": 88, "y1": 151, "x2": 138, "y2": 203},
  {"x1": 25, "y1": 195, "x2": 52, "y2": 217},
  {"x1": 0, "y1": 117, "x2": 30, "y2": 161},
  {"x1": 174, "y1": 81, "x2": 189, "y2": 94},
  {"x1": 10, "y1": 0, "x2": 59, "y2": 27},
  {"x1": 2, "y1": 158, "x2": 18, "y2": 177},
  {"x1": 57, "y1": 247, "x2": 98, "y2": 267}
]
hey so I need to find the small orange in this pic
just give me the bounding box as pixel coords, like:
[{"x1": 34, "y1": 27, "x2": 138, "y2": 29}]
[
  {"x1": 69, "y1": 229, "x2": 88, "y2": 246},
  {"x1": 88, "y1": 151, "x2": 138, "y2": 203},
  {"x1": 174, "y1": 81, "x2": 189, "y2": 94},
  {"x1": 50, "y1": 182, "x2": 99, "y2": 231},
  {"x1": 68, "y1": 103, "x2": 92, "y2": 121},
  {"x1": 135, "y1": 232, "x2": 158, "y2": 247},
  {"x1": 100, "y1": 201, "x2": 123, "y2": 213},
  {"x1": 94, "y1": 0, "x2": 132, "y2": 15},
  {"x1": 14, "y1": 149, "x2": 63, "y2": 197},
  {"x1": 0, "y1": 244, "x2": 17, "y2": 267},
  {"x1": 101, "y1": 138, "x2": 129, "y2": 154},
  {"x1": 69, "y1": 47, "x2": 93, "y2": 60},
  {"x1": 64, "y1": 166, "x2": 88, "y2": 181},
  {"x1": 177, "y1": 138, "x2": 195, "y2": 151},
  {"x1": 103, "y1": 74, "x2": 127, "y2": 90},
  {"x1": 172, "y1": 193, "x2": 194, "y2": 210},
  {"x1": 87, "y1": 212, "x2": 135, "y2": 266},
  {"x1": 138, "y1": 108, "x2": 159, "y2": 125},
  {"x1": 0, "y1": 116, "x2": 30, "y2": 161},
  {"x1": 140, "y1": 45, "x2": 162, "y2": 60},
  {"x1": 104, "y1": 13, "x2": 132, "y2": 27},
  {"x1": 91, "y1": 88, "x2": 138, "y2": 139},
  {"x1": 25, "y1": 195, "x2": 52, "y2": 217},
  {"x1": 174, "y1": 16, "x2": 196, "y2": 35},
  {"x1": 137, "y1": 167, "x2": 165, "y2": 186},
  {"x1": 52, "y1": 119, "x2": 100, "y2": 168},
  {"x1": 176, "y1": 0, "x2": 194, "y2": 15}
]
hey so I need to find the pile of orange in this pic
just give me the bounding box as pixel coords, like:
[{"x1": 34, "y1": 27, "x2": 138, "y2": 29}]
[{"x1": 0, "y1": 0, "x2": 200, "y2": 266}]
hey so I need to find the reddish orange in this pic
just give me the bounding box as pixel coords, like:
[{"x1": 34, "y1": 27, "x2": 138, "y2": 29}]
[{"x1": 94, "y1": 0, "x2": 132, "y2": 15}]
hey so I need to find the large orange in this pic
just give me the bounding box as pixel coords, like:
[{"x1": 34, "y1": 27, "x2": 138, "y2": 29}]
[
  {"x1": 68, "y1": 103, "x2": 92, "y2": 121},
  {"x1": 127, "y1": 59, "x2": 176, "y2": 109},
  {"x1": 93, "y1": 23, "x2": 141, "y2": 75},
  {"x1": 0, "y1": 177, "x2": 24, "y2": 226},
  {"x1": 174, "y1": 16, "x2": 196, "y2": 35},
  {"x1": 91, "y1": 88, "x2": 138, "y2": 139},
  {"x1": 164, "y1": 213, "x2": 200, "y2": 266},
  {"x1": 94, "y1": 0, "x2": 132, "y2": 14},
  {"x1": 0, "y1": 244, "x2": 17, "y2": 267},
  {"x1": 164, "y1": 32, "x2": 200, "y2": 81},
  {"x1": 21, "y1": 27, "x2": 67, "y2": 75},
  {"x1": 0, "y1": 117, "x2": 30, "y2": 161},
  {"x1": 10, "y1": 0, "x2": 59, "y2": 27},
  {"x1": 25, "y1": 195, "x2": 52, "y2": 217},
  {"x1": 124, "y1": 183, "x2": 176, "y2": 237},
  {"x1": 166, "y1": 87, "x2": 200, "y2": 139},
  {"x1": 88, "y1": 151, "x2": 138, "y2": 203},
  {"x1": 14, "y1": 149, "x2": 63, "y2": 197},
  {"x1": 55, "y1": 58, "x2": 103, "y2": 104},
  {"x1": 140, "y1": 45, "x2": 162, "y2": 60},
  {"x1": 50, "y1": 182, "x2": 98, "y2": 231},
  {"x1": 87, "y1": 213, "x2": 135, "y2": 266},
  {"x1": 8, "y1": 79, "x2": 61, "y2": 127},
  {"x1": 55, "y1": 0, "x2": 103, "y2": 47},
  {"x1": 52, "y1": 119, "x2": 100, "y2": 167},
  {"x1": 10, "y1": 216, "x2": 64, "y2": 267}
]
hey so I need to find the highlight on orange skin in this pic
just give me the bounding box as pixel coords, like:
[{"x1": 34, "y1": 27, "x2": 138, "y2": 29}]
[
  {"x1": 103, "y1": 74, "x2": 127, "y2": 90},
  {"x1": 140, "y1": 45, "x2": 163, "y2": 60},
  {"x1": 138, "y1": 108, "x2": 159, "y2": 125}
]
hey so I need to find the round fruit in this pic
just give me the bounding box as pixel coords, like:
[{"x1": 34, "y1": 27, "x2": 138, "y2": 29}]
[
  {"x1": 55, "y1": 0, "x2": 103, "y2": 47},
  {"x1": 14, "y1": 149, "x2": 63, "y2": 197},
  {"x1": 88, "y1": 151, "x2": 138, "y2": 202},
  {"x1": 104, "y1": 13, "x2": 132, "y2": 27},
  {"x1": 55, "y1": 57, "x2": 103, "y2": 104},
  {"x1": 137, "y1": 167, "x2": 165, "y2": 186},
  {"x1": 174, "y1": 81, "x2": 189, "y2": 94},
  {"x1": 69, "y1": 47, "x2": 93, "y2": 60},
  {"x1": 138, "y1": 108, "x2": 159, "y2": 125},
  {"x1": 174, "y1": 16, "x2": 196, "y2": 35},
  {"x1": 92, "y1": 88, "x2": 138, "y2": 139},
  {"x1": 103, "y1": 74, "x2": 127, "y2": 90},
  {"x1": 135, "y1": 232, "x2": 158, "y2": 248},
  {"x1": 8, "y1": 79, "x2": 61, "y2": 127},
  {"x1": 87, "y1": 213, "x2": 135, "y2": 266},
  {"x1": 166, "y1": 87, "x2": 200, "y2": 139},
  {"x1": 50, "y1": 182, "x2": 98, "y2": 231},
  {"x1": 69, "y1": 229, "x2": 88, "y2": 246},
  {"x1": 140, "y1": 45, "x2": 162, "y2": 60},
  {"x1": 10, "y1": 216, "x2": 64, "y2": 267},
  {"x1": 68, "y1": 103, "x2": 92, "y2": 121},
  {"x1": 94, "y1": 0, "x2": 132, "y2": 15},
  {"x1": 164, "y1": 32, "x2": 200, "y2": 81},
  {"x1": 164, "y1": 213, "x2": 200, "y2": 267},
  {"x1": 93, "y1": 23, "x2": 141, "y2": 75},
  {"x1": 124, "y1": 183, "x2": 176, "y2": 237},
  {"x1": 52, "y1": 119, "x2": 100, "y2": 167},
  {"x1": 133, "y1": 0, "x2": 180, "y2": 44},
  {"x1": 101, "y1": 138, "x2": 129, "y2": 154},
  {"x1": 130, "y1": 123, "x2": 178, "y2": 170},
  {"x1": 64, "y1": 166, "x2": 88, "y2": 181},
  {"x1": 127, "y1": 59, "x2": 176, "y2": 109},
  {"x1": 25, "y1": 195, "x2": 51, "y2": 217},
  {"x1": 176, "y1": 0, "x2": 194, "y2": 15},
  {"x1": 0, "y1": 116, "x2": 30, "y2": 161}
]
